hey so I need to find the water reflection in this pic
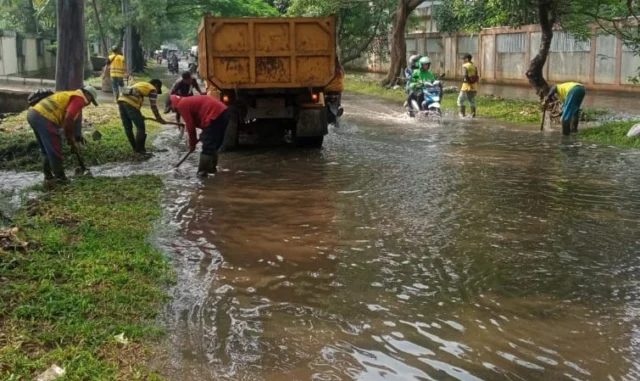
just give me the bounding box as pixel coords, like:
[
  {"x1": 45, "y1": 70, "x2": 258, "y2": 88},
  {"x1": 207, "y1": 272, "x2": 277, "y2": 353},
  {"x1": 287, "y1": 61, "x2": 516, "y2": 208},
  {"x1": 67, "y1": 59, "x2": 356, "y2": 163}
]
[{"x1": 161, "y1": 94, "x2": 640, "y2": 380}]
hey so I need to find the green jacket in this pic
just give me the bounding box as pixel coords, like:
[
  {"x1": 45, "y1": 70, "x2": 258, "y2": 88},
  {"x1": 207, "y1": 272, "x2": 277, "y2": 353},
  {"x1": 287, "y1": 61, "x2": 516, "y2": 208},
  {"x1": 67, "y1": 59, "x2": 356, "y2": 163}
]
[{"x1": 409, "y1": 69, "x2": 436, "y2": 90}]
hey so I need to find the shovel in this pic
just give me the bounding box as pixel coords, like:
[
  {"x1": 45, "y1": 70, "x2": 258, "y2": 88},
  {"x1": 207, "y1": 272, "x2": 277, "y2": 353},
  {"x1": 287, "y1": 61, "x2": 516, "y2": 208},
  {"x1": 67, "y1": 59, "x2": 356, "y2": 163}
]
[
  {"x1": 540, "y1": 100, "x2": 548, "y2": 131},
  {"x1": 174, "y1": 149, "x2": 194, "y2": 168},
  {"x1": 73, "y1": 151, "x2": 92, "y2": 177},
  {"x1": 144, "y1": 117, "x2": 185, "y2": 138}
]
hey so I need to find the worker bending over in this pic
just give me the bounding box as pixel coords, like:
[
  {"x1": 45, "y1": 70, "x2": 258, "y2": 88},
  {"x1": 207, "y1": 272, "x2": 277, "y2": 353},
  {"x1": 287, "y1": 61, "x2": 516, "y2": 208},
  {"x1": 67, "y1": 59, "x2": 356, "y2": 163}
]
[
  {"x1": 545, "y1": 82, "x2": 586, "y2": 136},
  {"x1": 27, "y1": 86, "x2": 98, "y2": 185},
  {"x1": 165, "y1": 95, "x2": 229, "y2": 177}
]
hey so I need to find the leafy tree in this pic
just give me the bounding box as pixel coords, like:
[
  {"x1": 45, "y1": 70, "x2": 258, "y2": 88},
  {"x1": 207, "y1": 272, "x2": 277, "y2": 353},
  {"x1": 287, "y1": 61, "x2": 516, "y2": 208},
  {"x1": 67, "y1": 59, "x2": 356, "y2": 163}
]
[
  {"x1": 380, "y1": 0, "x2": 424, "y2": 87},
  {"x1": 288, "y1": 0, "x2": 396, "y2": 65},
  {"x1": 432, "y1": 0, "x2": 638, "y2": 97}
]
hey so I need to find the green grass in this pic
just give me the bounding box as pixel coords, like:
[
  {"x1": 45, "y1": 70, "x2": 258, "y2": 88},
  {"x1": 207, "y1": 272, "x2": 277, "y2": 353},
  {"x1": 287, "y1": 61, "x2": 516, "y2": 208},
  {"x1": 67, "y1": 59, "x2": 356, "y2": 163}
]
[
  {"x1": 344, "y1": 74, "x2": 609, "y2": 124},
  {"x1": 0, "y1": 104, "x2": 163, "y2": 172},
  {"x1": 579, "y1": 121, "x2": 640, "y2": 148},
  {"x1": 0, "y1": 176, "x2": 172, "y2": 380}
]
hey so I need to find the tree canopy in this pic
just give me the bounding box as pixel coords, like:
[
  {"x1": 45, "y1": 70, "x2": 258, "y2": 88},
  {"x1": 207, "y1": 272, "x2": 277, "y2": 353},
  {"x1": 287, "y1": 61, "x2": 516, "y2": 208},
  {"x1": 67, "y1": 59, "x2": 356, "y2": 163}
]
[{"x1": 287, "y1": 0, "x2": 396, "y2": 65}]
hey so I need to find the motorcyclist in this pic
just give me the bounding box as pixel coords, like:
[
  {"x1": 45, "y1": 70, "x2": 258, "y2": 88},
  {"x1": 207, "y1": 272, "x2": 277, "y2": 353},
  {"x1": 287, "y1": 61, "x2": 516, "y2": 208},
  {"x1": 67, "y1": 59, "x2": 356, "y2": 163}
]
[
  {"x1": 407, "y1": 56, "x2": 438, "y2": 116},
  {"x1": 405, "y1": 54, "x2": 421, "y2": 93}
]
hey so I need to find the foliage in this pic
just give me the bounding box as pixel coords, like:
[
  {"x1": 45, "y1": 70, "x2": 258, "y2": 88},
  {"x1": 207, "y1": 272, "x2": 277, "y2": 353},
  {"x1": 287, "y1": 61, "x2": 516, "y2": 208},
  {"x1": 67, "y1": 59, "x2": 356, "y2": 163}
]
[
  {"x1": 0, "y1": 175, "x2": 172, "y2": 379},
  {"x1": 0, "y1": 0, "x2": 56, "y2": 34},
  {"x1": 287, "y1": 0, "x2": 396, "y2": 65},
  {"x1": 580, "y1": 121, "x2": 640, "y2": 148}
]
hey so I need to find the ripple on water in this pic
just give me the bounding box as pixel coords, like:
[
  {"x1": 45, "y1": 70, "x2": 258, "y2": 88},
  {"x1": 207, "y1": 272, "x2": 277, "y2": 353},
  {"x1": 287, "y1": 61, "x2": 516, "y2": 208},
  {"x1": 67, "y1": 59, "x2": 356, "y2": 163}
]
[{"x1": 155, "y1": 95, "x2": 640, "y2": 380}]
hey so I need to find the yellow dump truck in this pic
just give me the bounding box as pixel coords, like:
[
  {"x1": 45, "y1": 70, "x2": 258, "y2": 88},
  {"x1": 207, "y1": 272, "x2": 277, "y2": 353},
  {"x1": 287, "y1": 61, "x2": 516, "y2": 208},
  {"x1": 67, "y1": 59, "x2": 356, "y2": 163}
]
[{"x1": 197, "y1": 15, "x2": 339, "y2": 148}]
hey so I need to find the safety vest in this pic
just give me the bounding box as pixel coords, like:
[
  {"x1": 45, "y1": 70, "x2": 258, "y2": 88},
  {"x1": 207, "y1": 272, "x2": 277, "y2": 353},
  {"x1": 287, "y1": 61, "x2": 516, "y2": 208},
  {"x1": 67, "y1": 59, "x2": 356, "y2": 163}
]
[
  {"x1": 461, "y1": 62, "x2": 478, "y2": 92},
  {"x1": 109, "y1": 53, "x2": 126, "y2": 78},
  {"x1": 32, "y1": 90, "x2": 85, "y2": 126},
  {"x1": 556, "y1": 82, "x2": 583, "y2": 101},
  {"x1": 118, "y1": 82, "x2": 157, "y2": 109}
]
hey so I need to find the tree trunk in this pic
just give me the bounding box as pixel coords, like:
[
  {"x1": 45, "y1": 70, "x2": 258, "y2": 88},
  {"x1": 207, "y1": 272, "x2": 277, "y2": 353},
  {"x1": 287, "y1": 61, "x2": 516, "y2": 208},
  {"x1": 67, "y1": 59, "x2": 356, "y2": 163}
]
[
  {"x1": 526, "y1": 0, "x2": 555, "y2": 99},
  {"x1": 91, "y1": 0, "x2": 109, "y2": 56},
  {"x1": 56, "y1": 0, "x2": 85, "y2": 140},
  {"x1": 131, "y1": 27, "x2": 145, "y2": 72},
  {"x1": 381, "y1": 0, "x2": 423, "y2": 86},
  {"x1": 55, "y1": 0, "x2": 85, "y2": 91}
]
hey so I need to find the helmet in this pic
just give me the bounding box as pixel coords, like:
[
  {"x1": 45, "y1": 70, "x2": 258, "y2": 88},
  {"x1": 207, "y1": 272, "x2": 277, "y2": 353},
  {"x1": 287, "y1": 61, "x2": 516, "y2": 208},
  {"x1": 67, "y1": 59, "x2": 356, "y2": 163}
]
[
  {"x1": 419, "y1": 56, "x2": 431, "y2": 66},
  {"x1": 409, "y1": 54, "x2": 421, "y2": 67},
  {"x1": 81, "y1": 85, "x2": 99, "y2": 106}
]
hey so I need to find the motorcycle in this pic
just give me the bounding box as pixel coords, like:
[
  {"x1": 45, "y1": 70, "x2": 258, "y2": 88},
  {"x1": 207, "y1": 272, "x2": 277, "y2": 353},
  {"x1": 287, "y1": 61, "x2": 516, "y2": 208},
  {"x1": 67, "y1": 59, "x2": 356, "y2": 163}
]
[
  {"x1": 168, "y1": 60, "x2": 179, "y2": 75},
  {"x1": 407, "y1": 80, "x2": 443, "y2": 119},
  {"x1": 325, "y1": 92, "x2": 344, "y2": 127}
]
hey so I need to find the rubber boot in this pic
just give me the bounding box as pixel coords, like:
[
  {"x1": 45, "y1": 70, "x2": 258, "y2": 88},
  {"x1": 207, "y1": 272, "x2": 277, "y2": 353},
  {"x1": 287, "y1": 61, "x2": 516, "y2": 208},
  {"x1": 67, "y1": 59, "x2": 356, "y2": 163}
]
[
  {"x1": 197, "y1": 153, "x2": 217, "y2": 178},
  {"x1": 471, "y1": 106, "x2": 477, "y2": 118},
  {"x1": 135, "y1": 133, "x2": 147, "y2": 154},
  {"x1": 561, "y1": 120, "x2": 571, "y2": 136},
  {"x1": 571, "y1": 112, "x2": 580, "y2": 133},
  {"x1": 459, "y1": 105, "x2": 466, "y2": 118},
  {"x1": 43, "y1": 158, "x2": 54, "y2": 180},
  {"x1": 125, "y1": 130, "x2": 136, "y2": 152},
  {"x1": 51, "y1": 161, "x2": 69, "y2": 184}
]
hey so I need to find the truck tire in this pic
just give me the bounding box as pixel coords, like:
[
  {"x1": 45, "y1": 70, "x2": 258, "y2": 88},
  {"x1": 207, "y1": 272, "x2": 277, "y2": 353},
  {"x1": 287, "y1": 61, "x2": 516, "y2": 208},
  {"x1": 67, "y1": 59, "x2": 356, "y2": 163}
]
[
  {"x1": 295, "y1": 136, "x2": 324, "y2": 148},
  {"x1": 221, "y1": 107, "x2": 239, "y2": 151}
]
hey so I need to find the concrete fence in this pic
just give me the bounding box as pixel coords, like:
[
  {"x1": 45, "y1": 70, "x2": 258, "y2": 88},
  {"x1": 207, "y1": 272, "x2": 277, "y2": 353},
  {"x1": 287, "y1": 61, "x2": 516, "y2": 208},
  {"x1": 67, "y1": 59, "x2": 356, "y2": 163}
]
[
  {"x1": 347, "y1": 24, "x2": 640, "y2": 92},
  {"x1": 0, "y1": 30, "x2": 56, "y2": 77}
]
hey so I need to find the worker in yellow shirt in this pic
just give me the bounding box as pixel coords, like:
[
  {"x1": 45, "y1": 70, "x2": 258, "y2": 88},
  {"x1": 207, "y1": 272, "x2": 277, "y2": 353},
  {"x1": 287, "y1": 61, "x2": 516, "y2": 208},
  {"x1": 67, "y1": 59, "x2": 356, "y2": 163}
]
[
  {"x1": 27, "y1": 86, "x2": 98, "y2": 185},
  {"x1": 117, "y1": 79, "x2": 167, "y2": 154},
  {"x1": 458, "y1": 53, "x2": 479, "y2": 118},
  {"x1": 545, "y1": 82, "x2": 585, "y2": 135},
  {"x1": 108, "y1": 45, "x2": 127, "y2": 101}
]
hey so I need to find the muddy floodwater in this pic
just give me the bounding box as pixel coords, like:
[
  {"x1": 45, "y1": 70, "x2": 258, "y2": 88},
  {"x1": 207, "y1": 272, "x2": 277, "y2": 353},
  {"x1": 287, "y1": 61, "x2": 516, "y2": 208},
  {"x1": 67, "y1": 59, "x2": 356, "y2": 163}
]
[{"x1": 154, "y1": 93, "x2": 640, "y2": 381}]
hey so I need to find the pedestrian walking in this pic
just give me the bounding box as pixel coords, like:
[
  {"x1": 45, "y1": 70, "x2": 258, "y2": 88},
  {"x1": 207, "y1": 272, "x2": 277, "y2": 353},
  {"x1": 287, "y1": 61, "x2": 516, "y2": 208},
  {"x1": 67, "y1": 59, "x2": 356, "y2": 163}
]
[
  {"x1": 108, "y1": 46, "x2": 127, "y2": 101},
  {"x1": 117, "y1": 79, "x2": 167, "y2": 153},
  {"x1": 458, "y1": 53, "x2": 479, "y2": 118},
  {"x1": 164, "y1": 95, "x2": 229, "y2": 177},
  {"x1": 27, "y1": 86, "x2": 99, "y2": 185}
]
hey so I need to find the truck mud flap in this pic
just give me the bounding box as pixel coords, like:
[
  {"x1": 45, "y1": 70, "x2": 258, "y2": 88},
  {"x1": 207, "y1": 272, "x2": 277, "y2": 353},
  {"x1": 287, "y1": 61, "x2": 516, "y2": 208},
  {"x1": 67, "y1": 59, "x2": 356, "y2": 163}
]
[
  {"x1": 221, "y1": 107, "x2": 239, "y2": 151},
  {"x1": 296, "y1": 108, "x2": 328, "y2": 137}
]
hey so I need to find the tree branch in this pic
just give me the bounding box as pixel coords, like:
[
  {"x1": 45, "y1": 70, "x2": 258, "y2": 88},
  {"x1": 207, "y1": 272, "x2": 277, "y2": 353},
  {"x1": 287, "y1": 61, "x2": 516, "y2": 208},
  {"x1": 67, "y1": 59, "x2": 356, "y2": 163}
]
[{"x1": 340, "y1": 17, "x2": 381, "y2": 65}]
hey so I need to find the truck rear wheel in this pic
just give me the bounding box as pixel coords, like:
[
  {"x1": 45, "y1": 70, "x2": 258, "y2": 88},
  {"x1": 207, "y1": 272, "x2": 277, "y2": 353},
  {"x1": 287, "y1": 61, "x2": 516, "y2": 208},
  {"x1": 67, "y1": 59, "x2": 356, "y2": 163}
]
[
  {"x1": 221, "y1": 107, "x2": 239, "y2": 151},
  {"x1": 295, "y1": 136, "x2": 324, "y2": 148}
]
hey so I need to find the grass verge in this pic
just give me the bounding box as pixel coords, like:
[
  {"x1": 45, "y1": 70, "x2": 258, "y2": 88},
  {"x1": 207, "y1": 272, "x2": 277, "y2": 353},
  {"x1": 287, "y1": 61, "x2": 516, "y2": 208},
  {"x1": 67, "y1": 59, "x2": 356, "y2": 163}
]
[
  {"x1": 579, "y1": 121, "x2": 640, "y2": 148},
  {"x1": 0, "y1": 176, "x2": 172, "y2": 380},
  {"x1": 344, "y1": 74, "x2": 609, "y2": 124},
  {"x1": 0, "y1": 103, "x2": 163, "y2": 172}
]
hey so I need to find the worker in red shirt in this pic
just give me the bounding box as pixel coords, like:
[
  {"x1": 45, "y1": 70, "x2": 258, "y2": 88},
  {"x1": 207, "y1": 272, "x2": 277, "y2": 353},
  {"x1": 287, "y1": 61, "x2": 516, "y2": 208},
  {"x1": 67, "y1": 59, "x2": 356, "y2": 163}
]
[{"x1": 165, "y1": 95, "x2": 229, "y2": 177}]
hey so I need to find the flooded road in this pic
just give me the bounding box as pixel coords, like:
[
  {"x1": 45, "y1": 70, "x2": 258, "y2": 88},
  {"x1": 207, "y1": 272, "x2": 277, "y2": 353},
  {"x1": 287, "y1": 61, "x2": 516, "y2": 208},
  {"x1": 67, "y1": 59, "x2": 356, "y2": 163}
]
[{"x1": 158, "y1": 93, "x2": 640, "y2": 381}]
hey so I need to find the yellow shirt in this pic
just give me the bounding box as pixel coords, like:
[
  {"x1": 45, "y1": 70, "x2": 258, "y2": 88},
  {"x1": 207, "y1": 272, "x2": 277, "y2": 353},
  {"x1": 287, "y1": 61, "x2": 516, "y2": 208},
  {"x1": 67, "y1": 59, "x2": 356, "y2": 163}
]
[
  {"x1": 118, "y1": 82, "x2": 158, "y2": 109},
  {"x1": 109, "y1": 53, "x2": 126, "y2": 78},
  {"x1": 32, "y1": 90, "x2": 85, "y2": 126},
  {"x1": 461, "y1": 62, "x2": 478, "y2": 92},
  {"x1": 556, "y1": 82, "x2": 583, "y2": 101}
]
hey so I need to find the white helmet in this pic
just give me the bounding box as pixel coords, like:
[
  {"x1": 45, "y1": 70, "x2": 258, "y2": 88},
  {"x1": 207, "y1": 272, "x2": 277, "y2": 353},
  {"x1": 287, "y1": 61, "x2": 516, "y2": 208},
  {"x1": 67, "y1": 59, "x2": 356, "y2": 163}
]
[
  {"x1": 418, "y1": 56, "x2": 432, "y2": 66},
  {"x1": 409, "y1": 54, "x2": 422, "y2": 67}
]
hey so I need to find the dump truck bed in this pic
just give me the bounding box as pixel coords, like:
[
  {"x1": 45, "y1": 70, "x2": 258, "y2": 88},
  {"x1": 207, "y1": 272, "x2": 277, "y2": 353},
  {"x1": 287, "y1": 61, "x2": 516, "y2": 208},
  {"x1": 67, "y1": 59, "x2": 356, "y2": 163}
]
[{"x1": 198, "y1": 15, "x2": 336, "y2": 90}]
